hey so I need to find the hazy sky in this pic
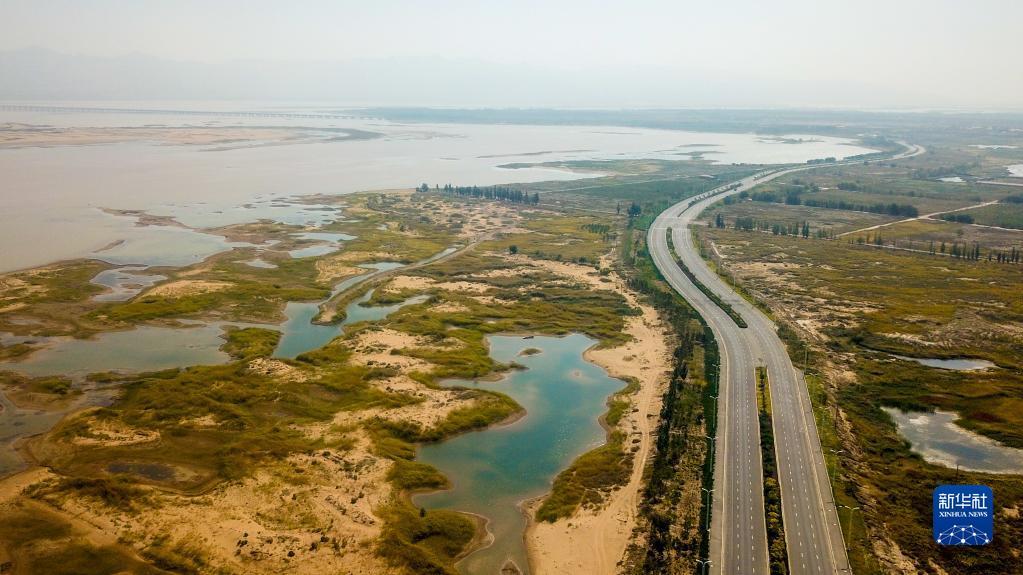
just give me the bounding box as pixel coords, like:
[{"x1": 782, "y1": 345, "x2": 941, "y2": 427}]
[{"x1": 2, "y1": 0, "x2": 1020, "y2": 108}]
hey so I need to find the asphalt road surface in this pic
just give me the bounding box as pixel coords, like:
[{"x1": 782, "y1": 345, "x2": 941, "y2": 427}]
[{"x1": 648, "y1": 144, "x2": 923, "y2": 575}]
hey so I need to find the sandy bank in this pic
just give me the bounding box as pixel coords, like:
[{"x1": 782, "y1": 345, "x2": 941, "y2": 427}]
[{"x1": 513, "y1": 258, "x2": 672, "y2": 575}]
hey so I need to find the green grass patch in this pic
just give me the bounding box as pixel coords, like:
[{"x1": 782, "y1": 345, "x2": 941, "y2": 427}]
[
  {"x1": 0, "y1": 503, "x2": 165, "y2": 575},
  {"x1": 221, "y1": 326, "x2": 281, "y2": 360},
  {"x1": 94, "y1": 256, "x2": 328, "y2": 324},
  {"x1": 377, "y1": 500, "x2": 477, "y2": 575},
  {"x1": 44, "y1": 354, "x2": 409, "y2": 489},
  {"x1": 535, "y1": 431, "x2": 630, "y2": 522},
  {"x1": 960, "y1": 202, "x2": 1023, "y2": 230}
]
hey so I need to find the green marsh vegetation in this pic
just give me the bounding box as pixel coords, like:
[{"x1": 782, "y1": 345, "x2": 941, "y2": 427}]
[
  {"x1": 221, "y1": 326, "x2": 281, "y2": 360},
  {"x1": 2, "y1": 192, "x2": 466, "y2": 348},
  {"x1": 0, "y1": 260, "x2": 111, "y2": 339},
  {"x1": 0, "y1": 502, "x2": 166, "y2": 575},
  {"x1": 478, "y1": 212, "x2": 618, "y2": 264},
  {"x1": 41, "y1": 354, "x2": 409, "y2": 489},
  {"x1": 377, "y1": 501, "x2": 478, "y2": 575},
  {"x1": 93, "y1": 251, "x2": 330, "y2": 325},
  {"x1": 0, "y1": 372, "x2": 79, "y2": 409},
  {"x1": 2, "y1": 189, "x2": 668, "y2": 575}
]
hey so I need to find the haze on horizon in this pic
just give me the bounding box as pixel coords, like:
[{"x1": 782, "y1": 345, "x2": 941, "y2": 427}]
[{"x1": 1, "y1": 0, "x2": 1021, "y2": 110}]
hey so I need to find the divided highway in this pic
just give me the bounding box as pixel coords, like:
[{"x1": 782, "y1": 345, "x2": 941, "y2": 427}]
[{"x1": 648, "y1": 144, "x2": 923, "y2": 575}]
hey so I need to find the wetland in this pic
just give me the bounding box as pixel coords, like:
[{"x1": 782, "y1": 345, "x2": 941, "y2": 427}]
[{"x1": 0, "y1": 104, "x2": 884, "y2": 575}]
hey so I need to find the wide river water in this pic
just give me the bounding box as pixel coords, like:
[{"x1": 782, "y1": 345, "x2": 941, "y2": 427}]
[{"x1": 0, "y1": 103, "x2": 876, "y2": 272}]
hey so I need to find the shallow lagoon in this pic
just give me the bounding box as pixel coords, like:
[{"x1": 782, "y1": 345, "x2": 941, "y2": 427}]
[
  {"x1": 891, "y1": 354, "x2": 996, "y2": 371},
  {"x1": 414, "y1": 334, "x2": 623, "y2": 575},
  {"x1": 91, "y1": 224, "x2": 255, "y2": 268},
  {"x1": 0, "y1": 324, "x2": 232, "y2": 379},
  {"x1": 287, "y1": 231, "x2": 357, "y2": 258},
  {"x1": 883, "y1": 407, "x2": 1023, "y2": 474},
  {"x1": 90, "y1": 266, "x2": 167, "y2": 302}
]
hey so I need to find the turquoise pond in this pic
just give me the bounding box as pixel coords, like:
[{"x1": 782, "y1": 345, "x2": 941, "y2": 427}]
[{"x1": 413, "y1": 333, "x2": 623, "y2": 575}]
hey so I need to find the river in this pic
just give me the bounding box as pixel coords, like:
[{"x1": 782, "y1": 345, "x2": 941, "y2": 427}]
[{"x1": 0, "y1": 103, "x2": 877, "y2": 272}]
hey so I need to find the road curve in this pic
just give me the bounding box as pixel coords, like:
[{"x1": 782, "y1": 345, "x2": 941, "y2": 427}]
[{"x1": 648, "y1": 143, "x2": 923, "y2": 575}]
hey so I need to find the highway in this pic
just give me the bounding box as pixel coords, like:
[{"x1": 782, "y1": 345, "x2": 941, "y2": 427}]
[{"x1": 648, "y1": 144, "x2": 923, "y2": 575}]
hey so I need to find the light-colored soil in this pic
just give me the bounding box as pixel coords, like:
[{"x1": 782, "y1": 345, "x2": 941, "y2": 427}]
[
  {"x1": 145, "y1": 280, "x2": 233, "y2": 298},
  {"x1": 430, "y1": 201, "x2": 524, "y2": 240},
  {"x1": 0, "y1": 196, "x2": 661, "y2": 574},
  {"x1": 431, "y1": 302, "x2": 470, "y2": 314},
  {"x1": 332, "y1": 375, "x2": 473, "y2": 431},
  {"x1": 332, "y1": 251, "x2": 403, "y2": 263},
  {"x1": 0, "y1": 323, "x2": 480, "y2": 575},
  {"x1": 712, "y1": 246, "x2": 881, "y2": 342},
  {"x1": 70, "y1": 411, "x2": 161, "y2": 447},
  {"x1": 0, "y1": 467, "x2": 53, "y2": 504},
  {"x1": 523, "y1": 258, "x2": 672, "y2": 575},
  {"x1": 348, "y1": 328, "x2": 435, "y2": 372},
  {"x1": 432, "y1": 281, "x2": 496, "y2": 294},
  {"x1": 314, "y1": 257, "x2": 364, "y2": 283},
  {"x1": 0, "y1": 302, "x2": 28, "y2": 314},
  {"x1": 380, "y1": 273, "x2": 499, "y2": 297},
  {"x1": 246, "y1": 358, "x2": 308, "y2": 382},
  {"x1": 380, "y1": 275, "x2": 435, "y2": 293},
  {"x1": 0, "y1": 270, "x2": 50, "y2": 302},
  {"x1": 44, "y1": 431, "x2": 400, "y2": 575}
]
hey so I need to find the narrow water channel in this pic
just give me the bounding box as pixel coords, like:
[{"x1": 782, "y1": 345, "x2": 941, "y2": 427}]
[
  {"x1": 413, "y1": 333, "x2": 624, "y2": 575},
  {"x1": 0, "y1": 253, "x2": 448, "y2": 477},
  {"x1": 272, "y1": 262, "x2": 404, "y2": 359}
]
